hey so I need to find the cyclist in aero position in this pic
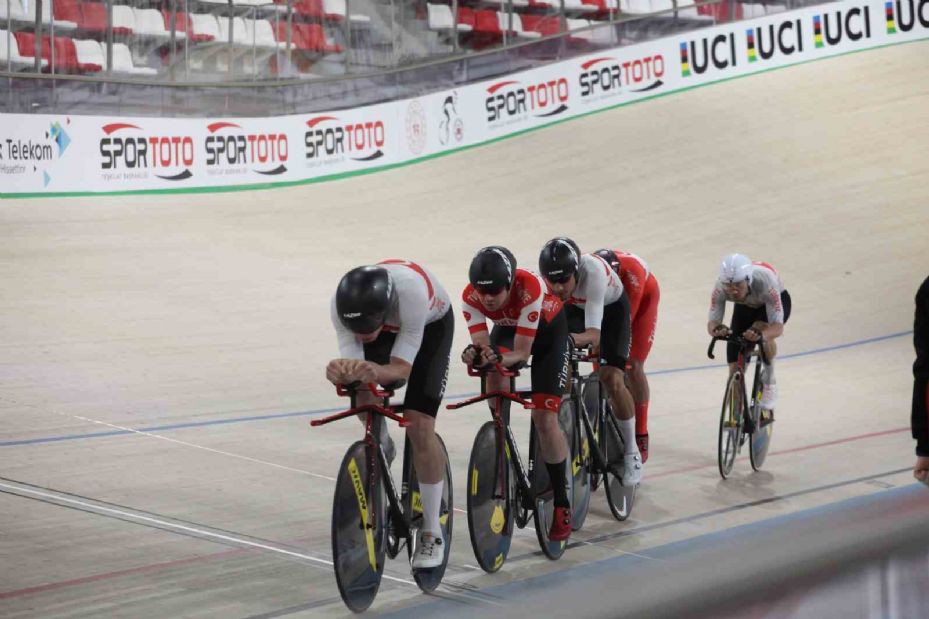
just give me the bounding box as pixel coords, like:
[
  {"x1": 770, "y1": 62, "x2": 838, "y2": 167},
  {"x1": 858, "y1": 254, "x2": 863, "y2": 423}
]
[
  {"x1": 592, "y1": 250, "x2": 660, "y2": 463},
  {"x1": 461, "y1": 246, "x2": 573, "y2": 541},
  {"x1": 707, "y1": 254, "x2": 791, "y2": 418},
  {"x1": 326, "y1": 260, "x2": 454, "y2": 569},
  {"x1": 539, "y1": 238, "x2": 644, "y2": 486}
]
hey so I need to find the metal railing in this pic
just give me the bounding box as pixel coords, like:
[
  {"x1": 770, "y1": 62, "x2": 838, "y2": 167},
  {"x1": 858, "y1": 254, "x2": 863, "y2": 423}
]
[{"x1": 1, "y1": 0, "x2": 826, "y2": 115}]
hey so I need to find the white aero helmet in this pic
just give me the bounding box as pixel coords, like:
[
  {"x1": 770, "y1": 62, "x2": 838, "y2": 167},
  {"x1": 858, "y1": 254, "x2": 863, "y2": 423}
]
[{"x1": 718, "y1": 253, "x2": 753, "y2": 285}]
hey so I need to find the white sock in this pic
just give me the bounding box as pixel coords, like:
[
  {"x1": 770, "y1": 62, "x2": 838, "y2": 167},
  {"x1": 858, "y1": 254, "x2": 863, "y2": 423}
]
[
  {"x1": 618, "y1": 418, "x2": 639, "y2": 456},
  {"x1": 762, "y1": 362, "x2": 776, "y2": 386},
  {"x1": 418, "y1": 481, "x2": 444, "y2": 537}
]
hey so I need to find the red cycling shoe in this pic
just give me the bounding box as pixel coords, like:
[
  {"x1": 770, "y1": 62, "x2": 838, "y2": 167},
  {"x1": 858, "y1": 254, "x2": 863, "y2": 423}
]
[
  {"x1": 549, "y1": 506, "x2": 573, "y2": 541},
  {"x1": 636, "y1": 433, "x2": 649, "y2": 464}
]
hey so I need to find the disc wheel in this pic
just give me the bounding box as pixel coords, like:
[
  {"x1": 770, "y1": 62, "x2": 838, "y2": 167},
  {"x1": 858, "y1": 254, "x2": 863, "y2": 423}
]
[
  {"x1": 560, "y1": 398, "x2": 591, "y2": 531},
  {"x1": 531, "y1": 422, "x2": 571, "y2": 560},
  {"x1": 601, "y1": 407, "x2": 635, "y2": 521},
  {"x1": 466, "y1": 420, "x2": 515, "y2": 573},
  {"x1": 405, "y1": 434, "x2": 454, "y2": 592},
  {"x1": 749, "y1": 381, "x2": 773, "y2": 471},
  {"x1": 718, "y1": 372, "x2": 744, "y2": 479},
  {"x1": 331, "y1": 440, "x2": 387, "y2": 613}
]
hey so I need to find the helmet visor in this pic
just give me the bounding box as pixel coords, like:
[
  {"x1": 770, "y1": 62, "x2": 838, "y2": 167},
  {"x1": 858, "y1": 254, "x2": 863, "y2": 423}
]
[
  {"x1": 341, "y1": 312, "x2": 386, "y2": 335},
  {"x1": 545, "y1": 271, "x2": 574, "y2": 285},
  {"x1": 475, "y1": 284, "x2": 506, "y2": 296}
]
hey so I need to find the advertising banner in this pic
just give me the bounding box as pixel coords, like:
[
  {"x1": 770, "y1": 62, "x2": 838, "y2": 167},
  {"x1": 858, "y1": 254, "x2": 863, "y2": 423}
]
[{"x1": 2, "y1": 0, "x2": 926, "y2": 197}]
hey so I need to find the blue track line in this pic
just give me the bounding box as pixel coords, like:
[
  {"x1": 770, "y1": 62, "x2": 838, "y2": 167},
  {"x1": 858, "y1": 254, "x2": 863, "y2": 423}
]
[{"x1": 0, "y1": 330, "x2": 911, "y2": 448}]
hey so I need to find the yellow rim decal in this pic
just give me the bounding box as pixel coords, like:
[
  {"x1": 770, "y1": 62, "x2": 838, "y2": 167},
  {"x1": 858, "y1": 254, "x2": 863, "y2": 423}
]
[
  {"x1": 493, "y1": 553, "x2": 504, "y2": 570},
  {"x1": 582, "y1": 438, "x2": 589, "y2": 460},
  {"x1": 412, "y1": 491, "x2": 423, "y2": 514},
  {"x1": 471, "y1": 469, "x2": 479, "y2": 496},
  {"x1": 490, "y1": 504, "x2": 505, "y2": 534},
  {"x1": 347, "y1": 458, "x2": 377, "y2": 571},
  {"x1": 572, "y1": 455, "x2": 580, "y2": 476},
  {"x1": 440, "y1": 512, "x2": 448, "y2": 526}
]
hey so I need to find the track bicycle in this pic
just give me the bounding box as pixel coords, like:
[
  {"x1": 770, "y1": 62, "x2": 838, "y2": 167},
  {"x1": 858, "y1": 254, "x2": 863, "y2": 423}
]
[
  {"x1": 708, "y1": 334, "x2": 774, "y2": 479},
  {"x1": 310, "y1": 382, "x2": 453, "y2": 612},
  {"x1": 447, "y1": 363, "x2": 572, "y2": 572},
  {"x1": 567, "y1": 347, "x2": 637, "y2": 522}
]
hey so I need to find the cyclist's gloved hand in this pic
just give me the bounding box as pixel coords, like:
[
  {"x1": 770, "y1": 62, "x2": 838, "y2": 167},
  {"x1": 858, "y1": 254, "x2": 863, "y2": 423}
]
[
  {"x1": 342, "y1": 359, "x2": 377, "y2": 384},
  {"x1": 712, "y1": 325, "x2": 731, "y2": 337},
  {"x1": 326, "y1": 359, "x2": 353, "y2": 385},
  {"x1": 478, "y1": 344, "x2": 503, "y2": 368},
  {"x1": 461, "y1": 344, "x2": 479, "y2": 365},
  {"x1": 743, "y1": 327, "x2": 763, "y2": 342}
]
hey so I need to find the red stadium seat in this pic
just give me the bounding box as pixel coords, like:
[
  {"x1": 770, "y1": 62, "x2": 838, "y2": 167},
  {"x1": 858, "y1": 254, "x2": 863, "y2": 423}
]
[
  {"x1": 82, "y1": 2, "x2": 132, "y2": 35},
  {"x1": 473, "y1": 9, "x2": 502, "y2": 35},
  {"x1": 53, "y1": 0, "x2": 83, "y2": 25},
  {"x1": 273, "y1": 22, "x2": 342, "y2": 53},
  {"x1": 290, "y1": 0, "x2": 325, "y2": 19},
  {"x1": 13, "y1": 31, "x2": 101, "y2": 73},
  {"x1": 79, "y1": 2, "x2": 108, "y2": 34},
  {"x1": 520, "y1": 14, "x2": 561, "y2": 36},
  {"x1": 456, "y1": 7, "x2": 475, "y2": 29}
]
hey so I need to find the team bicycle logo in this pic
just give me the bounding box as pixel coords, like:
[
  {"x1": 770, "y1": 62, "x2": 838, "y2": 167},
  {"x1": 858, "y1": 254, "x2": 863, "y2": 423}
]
[
  {"x1": 438, "y1": 92, "x2": 464, "y2": 146},
  {"x1": 885, "y1": 0, "x2": 929, "y2": 33},
  {"x1": 204, "y1": 122, "x2": 288, "y2": 176},
  {"x1": 304, "y1": 116, "x2": 386, "y2": 166},
  {"x1": 578, "y1": 54, "x2": 665, "y2": 101},
  {"x1": 485, "y1": 78, "x2": 570, "y2": 126},
  {"x1": 99, "y1": 123, "x2": 194, "y2": 181}
]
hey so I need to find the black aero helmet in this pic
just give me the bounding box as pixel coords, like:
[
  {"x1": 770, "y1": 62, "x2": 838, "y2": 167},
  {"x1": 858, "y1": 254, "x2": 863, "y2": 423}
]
[
  {"x1": 593, "y1": 248, "x2": 621, "y2": 273},
  {"x1": 538, "y1": 237, "x2": 581, "y2": 283},
  {"x1": 335, "y1": 265, "x2": 394, "y2": 334},
  {"x1": 469, "y1": 246, "x2": 516, "y2": 293}
]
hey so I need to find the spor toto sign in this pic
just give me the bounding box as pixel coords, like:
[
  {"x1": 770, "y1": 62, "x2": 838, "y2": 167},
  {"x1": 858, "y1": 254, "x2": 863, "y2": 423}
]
[
  {"x1": 578, "y1": 54, "x2": 665, "y2": 98},
  {"x1": 304, "y1": 116, "x2": 386, "y2": 163},
  {"x1": 204, "y1": 122, "x2": 288, "y2": 176},
  {"x1": 99, "y1": 123, "x2": 194, "y2": 181},
  {"x1": 484, "y1": 78, "x2": 570, "y2": 123}
]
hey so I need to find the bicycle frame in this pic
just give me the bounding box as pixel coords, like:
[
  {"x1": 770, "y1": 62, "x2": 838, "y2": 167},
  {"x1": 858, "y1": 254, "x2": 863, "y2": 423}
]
[
  {"x1": 311, "y1": 383, "x2": 415, "y2": 546},
  {"x1": 708, "y1": 335, "x2": 770, "y2": 428},
  {"x1": 447, "y1": 364, "x2": 540, "y2": 514},
  {"x1": 566, "y1": 349, "x2": 618, "y2": 477}
]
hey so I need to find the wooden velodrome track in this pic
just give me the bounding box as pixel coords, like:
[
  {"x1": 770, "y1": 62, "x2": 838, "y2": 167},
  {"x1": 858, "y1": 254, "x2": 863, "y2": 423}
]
[{"x1": 2, "y1": 41, "x2": 928, "y2": 618}]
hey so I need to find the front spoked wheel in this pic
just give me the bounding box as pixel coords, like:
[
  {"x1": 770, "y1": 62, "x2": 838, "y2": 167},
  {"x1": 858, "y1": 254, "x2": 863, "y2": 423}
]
[
  {"x1": 405, "y1": 434, "x2": 453, "y2": 592},
  {"x1": 561, "y1": 398, "x2": 591, "y2": 531},
  {"x1": 331, "y1": 440, "x2": 387, "y2": 613},
  {"x1": 531, "y1": 422, "x2": 572, "y2": 560},
  {"x1": 466, "y1": 421, "x2": 515, "y2": 573},
  {"x1": 718, "y1": 372, "x2": 745, "y2": 479},
  {"x1": 749, "y1": 376, "x2": 773, "y2": 471},
  {"x1": 601, "y1": 407, "x2": 635, "y2": 521}
]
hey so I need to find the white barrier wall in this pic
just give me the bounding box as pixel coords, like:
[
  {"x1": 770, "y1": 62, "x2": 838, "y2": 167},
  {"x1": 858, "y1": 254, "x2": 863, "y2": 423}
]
[{"x1": 1, "y1": 0, "x2": 927, "y2": 197}]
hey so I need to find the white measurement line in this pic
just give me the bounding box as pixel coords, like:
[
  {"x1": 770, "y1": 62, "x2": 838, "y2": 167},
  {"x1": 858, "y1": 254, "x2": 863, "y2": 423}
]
[
  {"x1": 69, "y1": 414, "x2": 337, "y2": 482},
  {"x1": 0, "y1": 480, "x2": 418, "y2": 587}
]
